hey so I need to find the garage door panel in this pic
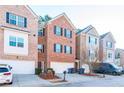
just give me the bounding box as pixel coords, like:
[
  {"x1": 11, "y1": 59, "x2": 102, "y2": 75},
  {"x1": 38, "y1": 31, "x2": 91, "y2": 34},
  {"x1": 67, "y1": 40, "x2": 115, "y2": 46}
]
[
  {"x1": 51, "y1": 62, "x2": 74, "y2": 73},
  {"x1": 0, "y1": 60, "x2": 35, "y2": 74}
]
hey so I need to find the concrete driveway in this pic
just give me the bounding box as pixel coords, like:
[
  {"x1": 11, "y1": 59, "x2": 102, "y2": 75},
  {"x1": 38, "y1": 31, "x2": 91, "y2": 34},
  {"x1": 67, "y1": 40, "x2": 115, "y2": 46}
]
[{"x1": 0, "y1": 74, "x2": 52, "y2": 87}]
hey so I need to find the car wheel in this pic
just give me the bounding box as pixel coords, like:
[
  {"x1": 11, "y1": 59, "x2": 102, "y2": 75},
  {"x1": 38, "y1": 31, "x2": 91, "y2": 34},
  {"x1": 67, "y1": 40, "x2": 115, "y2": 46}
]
[
  {"x1": 8, "y1": 81, "x2": 13, "y2": 84},
  {"x1": 112, "y1": 72, "x2": 117, "y2": 76}
]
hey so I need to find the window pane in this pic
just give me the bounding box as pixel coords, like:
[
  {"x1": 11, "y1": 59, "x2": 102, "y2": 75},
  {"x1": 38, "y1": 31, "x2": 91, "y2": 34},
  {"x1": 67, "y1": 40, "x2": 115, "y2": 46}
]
[
  {"x1": 18, "y1": 16, "x2": 25, "y2": 27},
  {"x1": 55, "y1": 26, "x2": 61, "y2": 36},
  {"x1": 9, "y1": 13, "x2": 16, "y2": 25},
  {"x1": 38, "y1": 44, "x2": 44, "y2": 53},
  {"x1": 9, "y1": 36, "x2": 16, "y2": 47},
  {"x1": 106, "y1": 42, "x2": 112, "y2": 48},
  {"x1": 17, "y1": 38, "x2": 24, "y2": 48},
  {"x1": 54, "y1": 44, "x2": 62, "y2": 53},
  {"x1": 65, "y1": 29, "x2": 71, "y2": 38},
  {"x1": 65, "y1": 46, "x2": 71, "y2": 54}
]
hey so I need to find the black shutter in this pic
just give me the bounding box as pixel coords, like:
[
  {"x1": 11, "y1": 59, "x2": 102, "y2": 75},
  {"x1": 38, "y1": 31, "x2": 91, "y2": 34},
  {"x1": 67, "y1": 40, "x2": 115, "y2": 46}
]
[
  {"x1": 24, "y1": 18, "x2": 27, "y2": 27},
  {"x1": 43, "y1": 45, "x2": 44, "y2": 53},
  {"x1": 43, "y1": 28, "x2": 45, "y2": 36},
  {"x1": 6, "y1": 12, "x2": 9, "y2": 23},
  {"x1": 70, "y1": 47, "x2": 72, "y2": 54},
  {"x1": 54, "y1": 26, "x2": 56, "y2": 34},
  {"x1": 64, "y1": 46, "x2": 66, "y2": 53},
  {"x1": 54, "y1": 44, "x2": 56, "y2": 52},
  {"x1": 64, "y1": 29, "x2": 66, "y2": 37},
  {"x1": 61, "y1": 45, "x2": 63, "y2": 53},
  {"x1": 61, "y1": 28, "x2": 63, "y2": 36},
  {"x1": 70, "y1": 31, "x2": 72, "y2": 38},
  {"x1": 89, "y1": 36, "x2": 90, "y2": 43}
]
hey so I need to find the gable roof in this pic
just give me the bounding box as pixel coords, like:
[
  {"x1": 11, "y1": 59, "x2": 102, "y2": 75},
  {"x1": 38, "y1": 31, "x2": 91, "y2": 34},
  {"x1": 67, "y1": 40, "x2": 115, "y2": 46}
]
[
  {"x1": 100, "y1": 32, "x2": 116, "y2": 42},
  {"x1": 76, "y1": 25, "x2": 93, "y2": 35},
  {"x1": 76, "y1": 25, "x2": 99, "y2": 37},
  {"x1": 100, "y1": 32, "x2": 110, "y2": 39},
  {"x1": 47, "y1": 13, "x2": 76, "y2": 29},
  {"x1": 25, "y1": 5, "x2": 38, "y2": 18}
]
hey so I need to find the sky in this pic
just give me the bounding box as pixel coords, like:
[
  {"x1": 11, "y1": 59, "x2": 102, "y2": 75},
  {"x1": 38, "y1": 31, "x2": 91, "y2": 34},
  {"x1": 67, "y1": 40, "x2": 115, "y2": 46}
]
[{"x1": 30, "y1": 5, "x2": 124, "y2": 49}]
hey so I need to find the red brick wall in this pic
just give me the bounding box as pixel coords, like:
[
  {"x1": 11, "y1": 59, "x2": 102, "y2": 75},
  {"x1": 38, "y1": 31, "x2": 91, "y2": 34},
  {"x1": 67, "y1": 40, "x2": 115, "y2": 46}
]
[
  {"x1": 38, "y1": 15, "x2": 76, "y2": 67},
  {"x1": 0, "y1": 5, "x2": 38, "y2": 66}
]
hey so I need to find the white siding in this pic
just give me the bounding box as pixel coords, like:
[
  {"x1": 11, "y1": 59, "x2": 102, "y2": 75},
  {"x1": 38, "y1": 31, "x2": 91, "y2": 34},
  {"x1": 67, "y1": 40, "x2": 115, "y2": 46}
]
[{"x1": 4, "y1": 29, "x2": 28, "y2": 56}]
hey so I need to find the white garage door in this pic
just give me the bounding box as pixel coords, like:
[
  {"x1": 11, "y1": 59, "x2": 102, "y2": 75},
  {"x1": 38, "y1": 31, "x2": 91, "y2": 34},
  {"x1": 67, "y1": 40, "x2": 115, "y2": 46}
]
[
  {"x1": 51, "y1": 62, "x2": 74, "y2": 73},
  {"x1": 0, "y1": 60, "x2": 35, "y2": 74}
]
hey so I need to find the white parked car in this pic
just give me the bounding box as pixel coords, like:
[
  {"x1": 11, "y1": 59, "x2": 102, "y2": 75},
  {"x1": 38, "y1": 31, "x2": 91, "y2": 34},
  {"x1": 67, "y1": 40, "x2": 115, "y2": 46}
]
[{"x1": 0, "y1": 64, "x2": 13, "y2": 84}]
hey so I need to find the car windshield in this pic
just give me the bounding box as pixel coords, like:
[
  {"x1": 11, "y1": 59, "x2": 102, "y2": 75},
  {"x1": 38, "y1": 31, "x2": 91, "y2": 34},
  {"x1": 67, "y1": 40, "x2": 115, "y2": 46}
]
[
  {"x1": 0, "y1": 68, "x2": 9, "y2": 73},
  {"x1": 110, "y1": 63, "x2": 119, "y2": 69}
]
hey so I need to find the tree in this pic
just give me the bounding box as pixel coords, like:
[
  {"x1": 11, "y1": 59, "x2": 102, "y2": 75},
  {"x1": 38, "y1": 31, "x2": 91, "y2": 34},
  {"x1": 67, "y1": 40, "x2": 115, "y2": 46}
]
[
  {"x1": 87, "y1": 49, "x2": 99, "y2": 74},
  {"x1": 44, "y1": 15, "x2": 52, "y2": 21}
]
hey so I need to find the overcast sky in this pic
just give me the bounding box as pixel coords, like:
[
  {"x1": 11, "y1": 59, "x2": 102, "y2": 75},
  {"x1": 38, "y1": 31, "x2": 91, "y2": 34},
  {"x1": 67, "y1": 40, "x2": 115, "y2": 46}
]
[{"x1": 30, "y1": 5, "x2": 124, "y2": 49}]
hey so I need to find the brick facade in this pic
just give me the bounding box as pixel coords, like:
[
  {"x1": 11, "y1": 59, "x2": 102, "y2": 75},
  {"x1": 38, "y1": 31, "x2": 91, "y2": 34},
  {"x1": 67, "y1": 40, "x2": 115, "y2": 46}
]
[
  {"x1": 0, "y1": 5, "x2": 38, "y2": 67},
  {"x1": 38, "y1": 13, "x2": 76, "y2": 70}
]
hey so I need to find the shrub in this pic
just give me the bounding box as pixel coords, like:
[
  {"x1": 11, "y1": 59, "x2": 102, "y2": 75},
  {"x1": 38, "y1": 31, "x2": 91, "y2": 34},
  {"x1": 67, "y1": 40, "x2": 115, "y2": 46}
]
[
  {"x1": 35, "y1": 68, "x2": 42, "y2": 75},
  {"x1": 47, "y1": 68, "x2": 53, "y2": 72}
]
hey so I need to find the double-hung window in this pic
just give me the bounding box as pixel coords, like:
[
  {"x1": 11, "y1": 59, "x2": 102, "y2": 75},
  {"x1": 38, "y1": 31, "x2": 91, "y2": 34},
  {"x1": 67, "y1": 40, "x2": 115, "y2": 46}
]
[
  {"x1": 38, "y1": 44, "x2": 44, "y2": 53},
  {"x1": 38, "y1": 28, "x2": 45, "y2": 36},
  {"x1": 17, "y1": 38, "x2": 24, "y2": 48},
  {"x1": 6, "y1": 12, "x2": 27, "y2": 28},
  {"x1": 106, "y1": 42, "x2": 112, "y2": 48},
  {"x1": 89, "y1": 36, "x2": 97, "y2": 45},
  {"x1": 108, "y1": 53, "x2": 112, "y2": 59},
  {"x1": 9, "y1": 36, "x2": 16, "y2": 47},
  {"x1": 9, "y1": 36, "x2": 24, "y2": 48},
  {"x1": 64, "y1": 46, "x2": 72, "y2": 54},
  {"x1": 54, "y1": 26, "x2": 62, "y2": 36},
  {"x1": 64, "y1": 29, "x2": 72, "y2": 38},
  {"x1": 54, "y1": 44, "x2": 62, "y2": 53},
  {"x1": 9, "y1": 13, "x2": 16, "y2": 25},
  {"x1": 18, "y1": 16, "x2": 25, "y2": 27}
]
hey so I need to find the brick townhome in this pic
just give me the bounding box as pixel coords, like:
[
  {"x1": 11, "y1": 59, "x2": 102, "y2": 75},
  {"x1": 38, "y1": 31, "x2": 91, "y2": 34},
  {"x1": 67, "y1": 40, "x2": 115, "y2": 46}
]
[
  {"x1": 0, "y1": 5, "x2": 38, "y2": 74},
  {"x1": 76, "y1": 25, "x2": 99, "y2": 73},
  {"x1": 38, "y1": 13, "x2": 76, "y2": 73}
]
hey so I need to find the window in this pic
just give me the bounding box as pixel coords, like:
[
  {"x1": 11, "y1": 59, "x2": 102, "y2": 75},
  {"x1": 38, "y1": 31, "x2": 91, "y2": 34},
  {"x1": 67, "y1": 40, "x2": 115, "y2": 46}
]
[
  {"x1": 89, "y1": 36, "x2": 97, "y2": 45},
  {"x1": 108, "y1": 53, "x2": 112, "y2": 59},
  {"x1": 64, "y1": 46, "x2": 72, "y2": 54},
  {"x1": 18, "y1": 16, "x2": 25, "y2": 27},
  {"x1": 38, "y1": 28, "x2": 45, "y2": 36},
  {"x1": 89, "y1": 50, "x2": 96, "y2": 59},
  {"x1": 54, "y1": 44, "x2": 62, "y2": 53},
  {"x1": 38, "y1": 44, "x2": 44, "y2": 53},
  {"x1": 17, "y1": 38, "x2": 24, "y2": 48},
  {"x1": 9, "y1": 36, "x2": 16, "y2": 47},
  {"x1": 54, "y1": 26, "x2": 62, "y2": 36},
  {"x1": 106, "y1": 42, "x2": 112, "y2": 48},
  {"x1": 9, "y1": 13, "x2": 16, "y2": 25},
  {"x1": 64, "y1": 29, "x2": 72, "y2": 38},
  {"x1": 6, "y1": 12, "x2": 27, "y2": 28},
  {"x1": 9, "y1": 36, "x2": 24, "y2": 48}
]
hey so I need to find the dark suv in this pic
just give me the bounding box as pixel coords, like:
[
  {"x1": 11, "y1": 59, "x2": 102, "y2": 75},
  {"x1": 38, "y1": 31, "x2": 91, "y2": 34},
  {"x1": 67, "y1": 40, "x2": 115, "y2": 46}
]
[{"x1": 92, "y1": 63, "x2": 122, "y2": 75}]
